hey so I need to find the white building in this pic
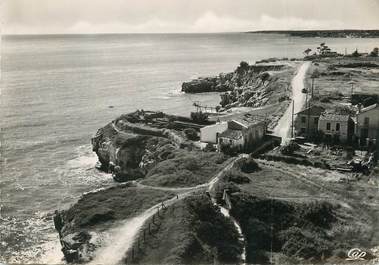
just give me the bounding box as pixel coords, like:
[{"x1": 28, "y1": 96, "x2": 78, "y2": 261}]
[
  {"x1": 318, "y1": 113, "x2": 353, "y2": 143},
  {"x1": 355, "y1": 103, "x2": 379, "y2": 145},
  {"x1": 218, "y1": 120, "x2": 266, "y2": 151},
  {"x1": 200, "y1": 121, "x2": 228, "y2": 143}
]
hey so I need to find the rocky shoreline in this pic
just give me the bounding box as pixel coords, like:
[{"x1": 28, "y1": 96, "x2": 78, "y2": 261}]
[
  {"x1": 54, "y1": 56, "x2": 379, "y2": 264},
  {"x1": 249, "y1": 30, "x2": 379, "y2": 38},
  {"x1": 182, "y1": 61, "x2": 295, "y2": 110}
]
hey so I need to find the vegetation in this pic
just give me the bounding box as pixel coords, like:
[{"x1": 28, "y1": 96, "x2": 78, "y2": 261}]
[
  {"x1": 352, "y1": 49, "x2": 360, "y2": 57},
  {"x1": 370, "y1": 47, "x2": 378, "y2": 57},
  {"x1": 236, "y1": 61, "x2": 250, "y2": 74},
  {"x1": 141, "y1": 150, "x2": 228, "y2": 187},
  {"x1": 190, "y1": 111, "x2": 209, "y2": 123},
  {"x1": 229, "y1": 193, "x2": 339, "y2": 263},
  {"x1": 132, "y1": 195, "x2": 243, "y2": 264},
  {"x1": 183, "y1": 128, "x2": 199, "y2": 141},
  {"x1": 234, "y1": 157, "x2": 261, "y2": 173},
  {"x1": 60, "y1": 186, "x2": 176, "y2": 233}
]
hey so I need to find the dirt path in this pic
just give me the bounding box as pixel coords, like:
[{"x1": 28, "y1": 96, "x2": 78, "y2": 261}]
[
  {"x1": 273, "y1": 62, "x2": 311, "y2": 144},
  {"x1": 88, "y1": 156, "x2": 241, "y2": 265}
]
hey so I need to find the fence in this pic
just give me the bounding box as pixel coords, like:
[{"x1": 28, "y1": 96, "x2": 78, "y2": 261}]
[{"x1": 124, "y1": 195, "x2": 180, "y2": 264}]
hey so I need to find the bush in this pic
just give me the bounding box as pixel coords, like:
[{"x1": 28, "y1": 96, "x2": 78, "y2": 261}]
[
  {"x1": 279, "y1": 227, "x2": 332, "y2": 260},
  {"x1": 223, "y1": 168, "x2": 250, "y2": 184},
  {"x1": 370, "y1": 47, "x2": 378, "y2": 57},
  {"x1": 280, "y1": 142, "x2": 300, "y2": 155},
  {"x1": 236, "y1": 61, "x2": 249, "y2": 73},
  {"x1": 237, "y1": 157, "x2": 261, "y2": 173},
  {"x1": 183, "y1": 128, "x2": 199, "y2": 141},
  {"x1": 220, "y1": 144, "x2": 239, "y2": 156},
  {"x1": 190, "y1": 112, "x2": 209, "y2": 123},
  {"x1": 203, "y1": 143, "x2": 217, "y2": 152}
]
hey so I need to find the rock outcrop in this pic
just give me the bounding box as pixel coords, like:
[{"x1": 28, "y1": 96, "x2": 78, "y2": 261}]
[
  {"x1": 54, "y1": 185, "x2": 176, "y2": 263},
  {"x1": 182, "y1": 61, "x2": 295, "y2": 109},
  {"x1": 91, "y1": 110, "x2": 191, "y2": 182}
]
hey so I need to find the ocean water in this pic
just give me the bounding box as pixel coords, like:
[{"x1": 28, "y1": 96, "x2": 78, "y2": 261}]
[{"x1": 1, "y1": 33, "x2": 378, "y2": 263}]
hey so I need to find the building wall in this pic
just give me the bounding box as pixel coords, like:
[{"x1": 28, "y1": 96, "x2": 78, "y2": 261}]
[
  {"x1": 217, "y1": 121, "x2": 266, "y2": 151},
  {"x1": 318, "y1": 119, "x2": 349, "y2": 142},
  {"x1": 218, "y1": 136, "x2": 244, "y2": 149},
  {"x1": 242, "y1": 122, "x2": 266, "y2": 147},
  {"x1": 356, "y1": 107, "x2": 379, "y2": 140},
  {"x1": 295, "y1": 114, "x2": 320, "y2": 136},
  {"x1": 200, "y1": 122, "x2": 228, "y2": 143}
]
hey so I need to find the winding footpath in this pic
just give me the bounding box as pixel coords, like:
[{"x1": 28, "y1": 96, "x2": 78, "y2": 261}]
[
  {"x1": 89, "y1": 156, "x2": 241, "y2": 265},
  {"x1": 273, "y1": 62, "x2": 311, "y2": 144},
  {"x1": 88, "y1": 62, "x2": 312, "y2": 264}
]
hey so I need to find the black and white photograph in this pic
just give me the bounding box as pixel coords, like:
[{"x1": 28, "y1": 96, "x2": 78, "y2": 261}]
[{"x1": 1, "y1": 0, "x2": 379, "y2": 264}]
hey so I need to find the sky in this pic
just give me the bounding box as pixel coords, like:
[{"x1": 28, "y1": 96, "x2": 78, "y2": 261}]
[{"x1": 2, "y1": 0, "x2": 379, "y2": 34}]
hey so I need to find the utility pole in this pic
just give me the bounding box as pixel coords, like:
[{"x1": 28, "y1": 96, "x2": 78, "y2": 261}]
[
  {"x1": 291, "y1": 100, "x2": 295, "y2": 138},
  {"x1": 307, "y1": 91, "x2": 311, "y2": 140}
]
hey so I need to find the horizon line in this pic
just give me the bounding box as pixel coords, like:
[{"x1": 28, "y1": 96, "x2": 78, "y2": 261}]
[{"x1": 3, "y1": 28, "x2": 379, "y2": 36}]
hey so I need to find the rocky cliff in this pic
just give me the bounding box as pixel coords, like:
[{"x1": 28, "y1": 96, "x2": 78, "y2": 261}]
[
  {"x1": 182, "y1": 61, "x2": 295, "y2": 110},
  {"x1": 54, "y1": 185, "x2": 176, "y2": 263},
  {"x1": 91, "y1": 110, "x2": 193, "y2": 182}
]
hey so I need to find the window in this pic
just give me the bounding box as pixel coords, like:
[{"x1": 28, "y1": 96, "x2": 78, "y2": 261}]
[
  {"x1": 301, "y1": 116, "x2": 306, "y2": 123},
  {"x1": 364, "y1": 117, "x2": 370, "y2": 126},
  {"x1": 314, "y1": 117, "x2": 319, "y2": 125},
  {"x1": 326, "y1": 123, "x2": 331, "y2": 130},
  {"x1": 336, "y1": 123, "x2": 340, "y2": 131}
]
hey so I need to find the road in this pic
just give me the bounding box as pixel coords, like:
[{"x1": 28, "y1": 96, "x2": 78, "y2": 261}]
[
  {"x1": 89, "y1": 156, "x2": 241, "y2": 265},
  {"x1": 273, "y1": 62, "x2": 311, "y2": 144}
]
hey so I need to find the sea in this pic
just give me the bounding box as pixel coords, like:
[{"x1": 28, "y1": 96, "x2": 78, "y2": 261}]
[{"x1": 1, "y1": 33, "x2": 378, "y2": 263}]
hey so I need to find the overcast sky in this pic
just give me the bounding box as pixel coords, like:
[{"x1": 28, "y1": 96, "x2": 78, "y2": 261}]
[{"x1": 2, "y1": 0, "x2": 379, "y2": 34}]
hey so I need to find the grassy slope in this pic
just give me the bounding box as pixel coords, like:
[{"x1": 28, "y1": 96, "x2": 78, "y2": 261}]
[
  {"x1": 216, "y1": 160, "x2": 378, "y2": 263},
  {"x1": 140, "y1": 150, "x2": 229, "y2": 187},
  {"x1": 129, "y1": 194, "x2": 243, "y2": 264},
  {"x1": 61, "y1": 186, "x2": 176, "y2": 234},
  {"x1": 308, "y1": 57, "x2": 379, "y2": 106}
]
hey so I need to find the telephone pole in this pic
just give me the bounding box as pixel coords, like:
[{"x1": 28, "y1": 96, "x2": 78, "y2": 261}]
[{"x1": 291, "y1": 100, "x2": 295, "y2": 138}]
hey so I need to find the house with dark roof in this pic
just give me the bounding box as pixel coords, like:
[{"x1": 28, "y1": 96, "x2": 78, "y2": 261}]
[
  {"x1": 217, "y1": 119, "x2": 266, "y2": 151},
  {"x1": 318, "y1": 112, "x2": 354, "y2": 143},
  {"x1": 355, "y1": 103, "x2": 379, "y2": 146},
  {"x1": 295, "y1": 105, "x2": 325, "y2": 137}
]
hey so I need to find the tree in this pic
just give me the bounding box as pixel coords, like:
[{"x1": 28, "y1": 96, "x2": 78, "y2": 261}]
[
  {"x1": 236, "y1": 61, "x2": 249, "y2": 74},
  {"x1": 370, "y1": 47, "x2": 379, "y2": 57},
  {"x1": 304, "y1": 48, "x2": 312, "y2": 56},
  {"x1": 190, "y1": 111, "x2": 209, "y2": 123},
  {"x1": 311, "y1": 69, "x2": 320, "y2": 79},
  {"x1": 352, "y1": 49, "x2": 360, "y2": 57}
]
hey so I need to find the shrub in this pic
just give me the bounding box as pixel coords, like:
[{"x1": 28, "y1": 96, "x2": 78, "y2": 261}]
[
  {"x1": 183, "y1": 128, "x2": 199, "y2": 141},
  {"x1": 223, "y1": 168, "x2": 250, "y2": 184},
  {"x1": 238, "y1": 157, "x2": 261, "y2": 173},
  {"x1": 203, "y1": 143, "x2": 216, "y2": 152},
  {"x1": 279, "y1": 227, "x2": 332, "y2": 260},
  {"x1": 370, "y1": 47, "x2": 378, "y2": 57},
  {"x1": 220, "y1": 144, "x2": 239, "y2": 156},
  {"x1": 236, "y1": 61, "x2": 249, "y2": 73},
  {"x1": 190, "y1": 112, "x2": 209, "y2": 123}
]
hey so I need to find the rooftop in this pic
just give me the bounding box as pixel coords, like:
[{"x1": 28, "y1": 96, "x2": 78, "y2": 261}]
[
  {"x1": 360, "y1": 103, "x2": 378, "y2": 113},
  {"x1": 319, "y1": 113, "x2": 350, "y2": 122},
  {"x1": 296, "y1": 105, "x2": 325, "y2": 116},
  {"x1": 219, "y1": 129, "x2": 243, "y2": 140}
]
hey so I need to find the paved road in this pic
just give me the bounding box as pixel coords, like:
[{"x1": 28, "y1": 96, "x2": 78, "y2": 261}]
[{"x1": 273, "y1": 62, "x2": 311, "y2": 144}]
